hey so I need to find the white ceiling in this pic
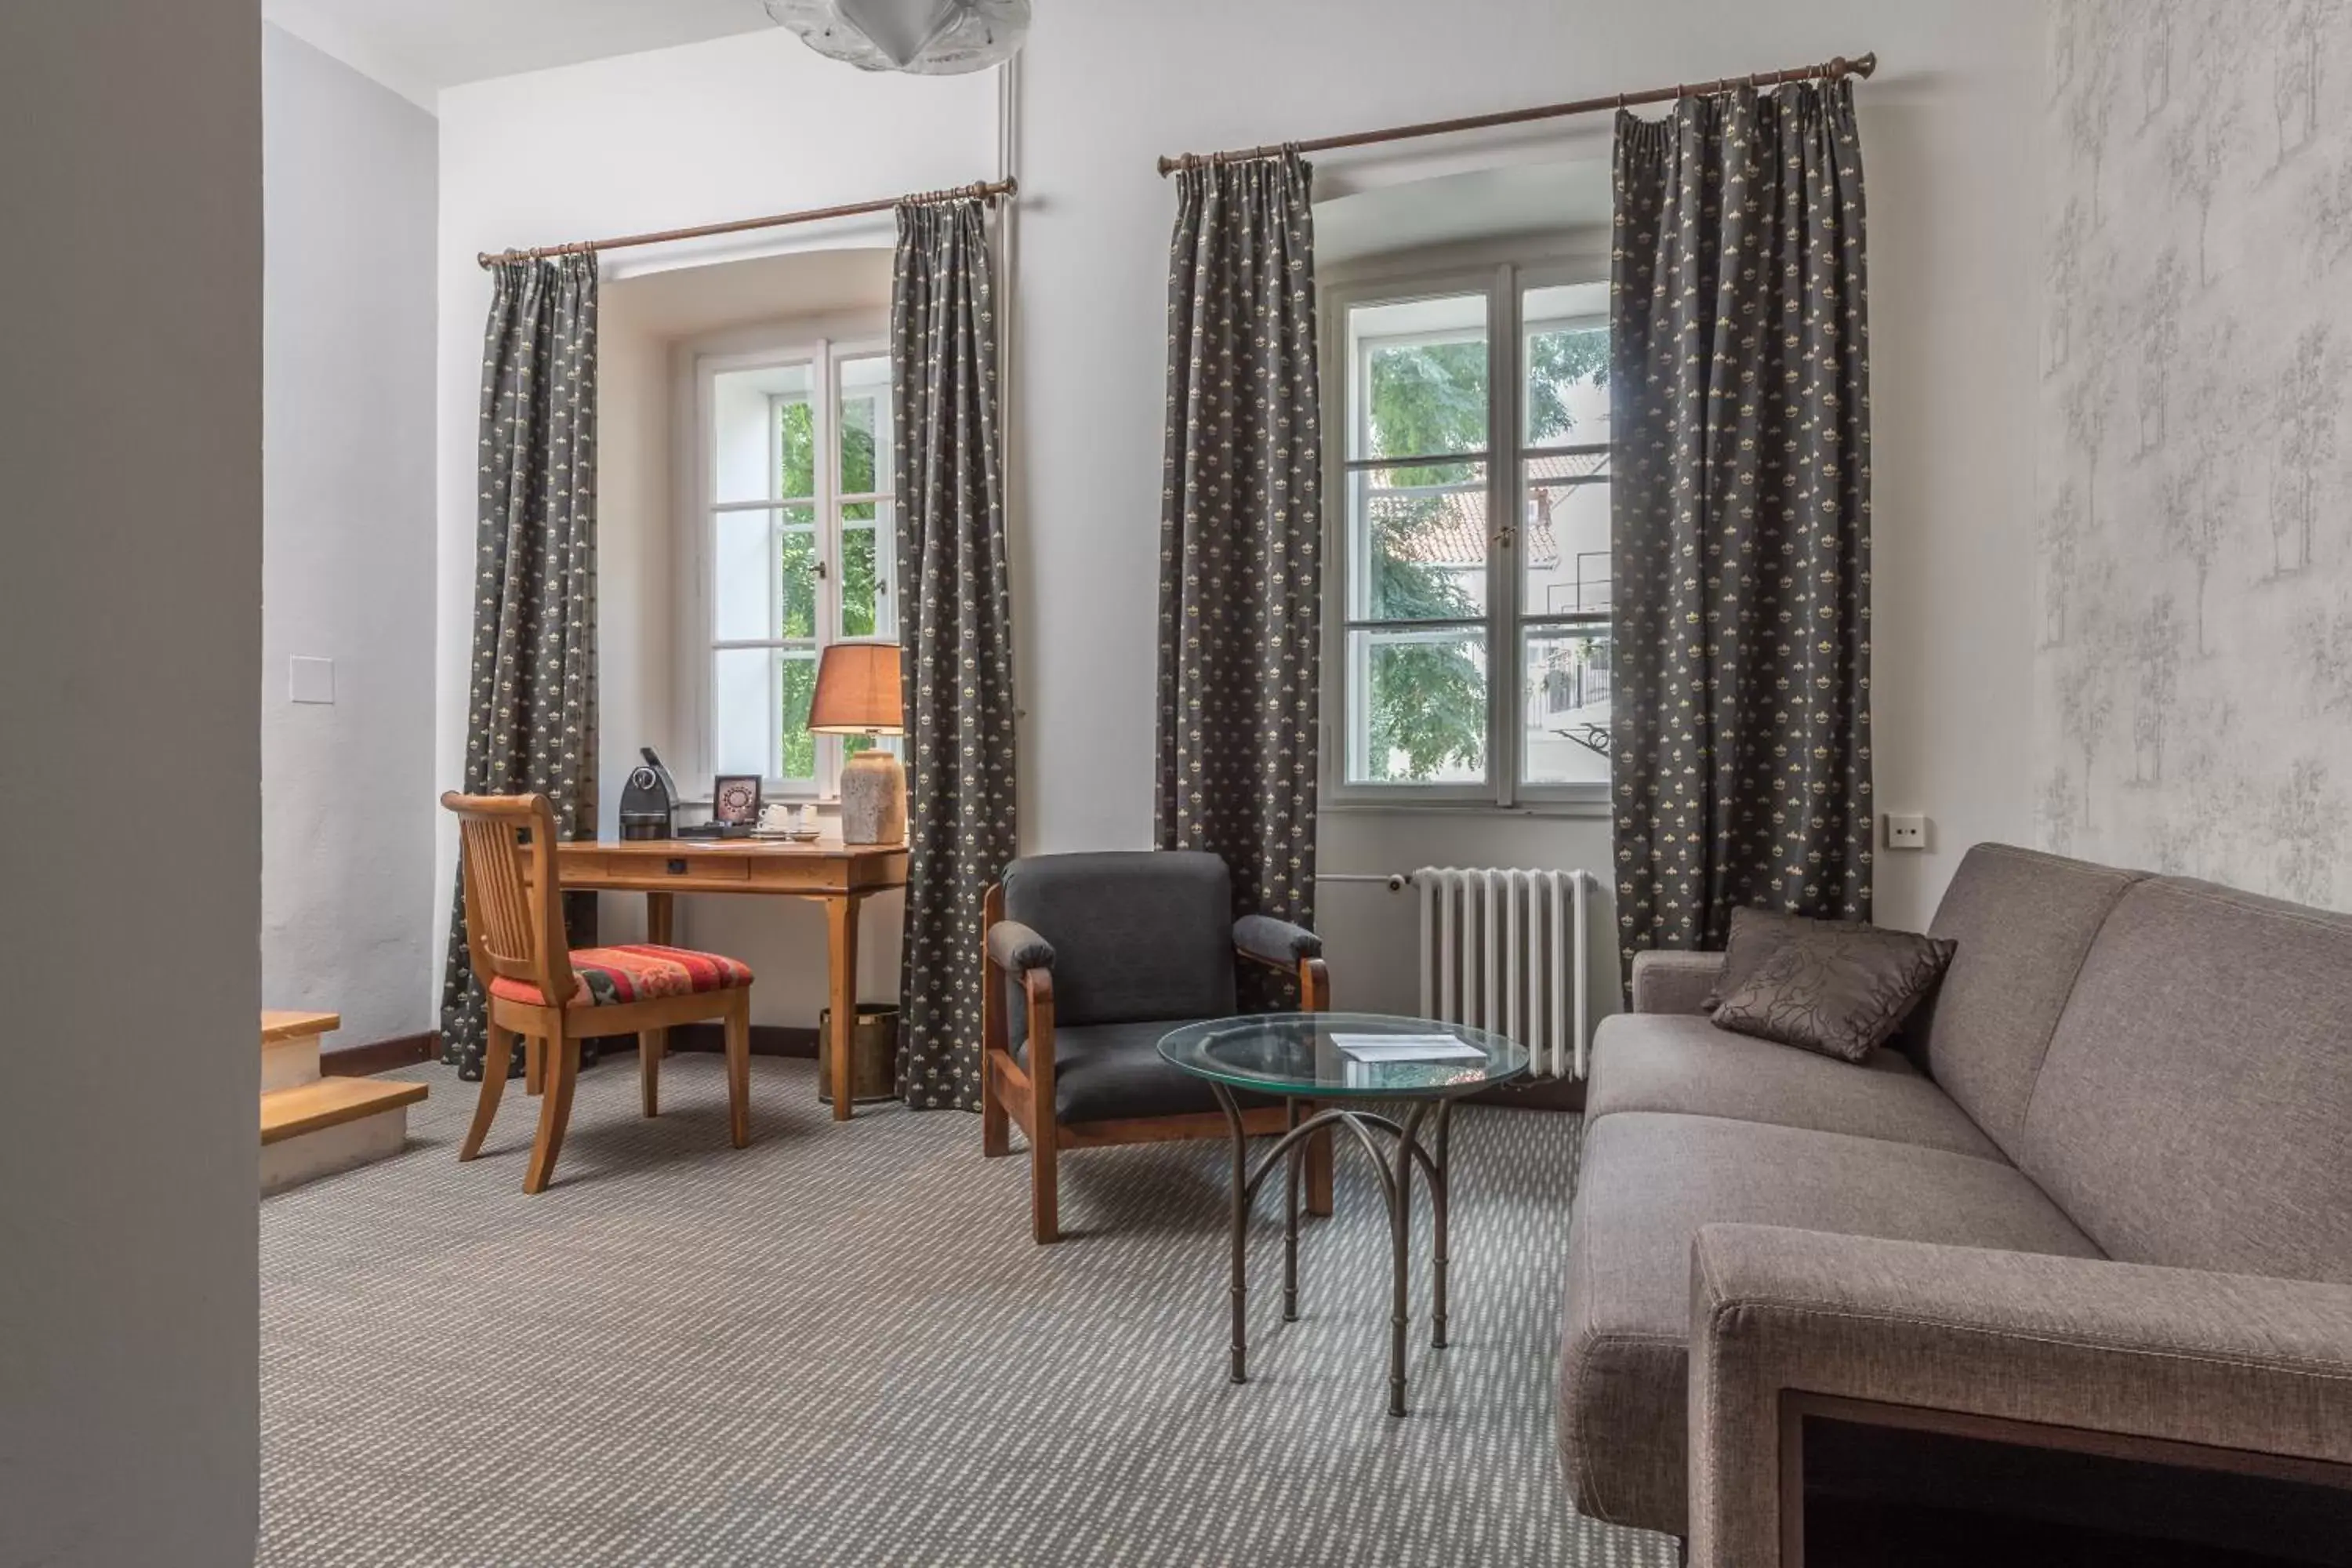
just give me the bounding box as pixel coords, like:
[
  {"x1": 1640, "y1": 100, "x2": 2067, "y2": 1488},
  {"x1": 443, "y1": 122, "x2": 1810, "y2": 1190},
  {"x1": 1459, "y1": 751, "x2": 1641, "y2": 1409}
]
[{"x1": 264, "y1": 0, "x2": 776, "y2": 108}]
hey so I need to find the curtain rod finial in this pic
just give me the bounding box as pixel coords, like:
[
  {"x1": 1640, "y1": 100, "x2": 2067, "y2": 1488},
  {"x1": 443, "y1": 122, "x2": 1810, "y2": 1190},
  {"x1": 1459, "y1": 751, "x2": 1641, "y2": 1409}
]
[{"x1": 1850, "y1": 52, "x2": 1878, "y2": 78}]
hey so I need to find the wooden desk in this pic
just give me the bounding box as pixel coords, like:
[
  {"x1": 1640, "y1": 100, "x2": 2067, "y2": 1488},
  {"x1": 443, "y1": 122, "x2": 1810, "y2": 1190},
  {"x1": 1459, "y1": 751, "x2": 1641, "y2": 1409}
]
[{"x1": 554, "y1": 838, "x2": 909, "y2": 1120}]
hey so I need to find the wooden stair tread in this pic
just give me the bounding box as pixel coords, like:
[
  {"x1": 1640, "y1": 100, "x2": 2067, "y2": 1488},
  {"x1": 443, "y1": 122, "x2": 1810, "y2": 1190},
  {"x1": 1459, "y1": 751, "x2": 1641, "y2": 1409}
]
[
  {"x1": 260, "y1": 1076, "x2": 426, "y2": 1145},
  {"x1": 262, "y1": 1010, "x2": 341, "y2": 1045}
]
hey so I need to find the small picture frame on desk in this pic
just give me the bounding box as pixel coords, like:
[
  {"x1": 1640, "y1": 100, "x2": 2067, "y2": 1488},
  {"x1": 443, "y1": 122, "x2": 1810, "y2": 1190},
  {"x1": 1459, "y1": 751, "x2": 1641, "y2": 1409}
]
[{"x1": 712, "y1": 775, "x2": 764, "y2": 828}]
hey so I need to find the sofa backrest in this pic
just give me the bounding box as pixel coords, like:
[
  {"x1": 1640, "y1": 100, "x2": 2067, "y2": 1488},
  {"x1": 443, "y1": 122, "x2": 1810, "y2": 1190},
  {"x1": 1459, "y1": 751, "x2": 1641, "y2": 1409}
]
[
  {"x1": 2013, "y1": 877, "x2": 2352, "y2": 1284},
  {"x1": 1002, "y1": 850, "x2": 1236, "y2": 1029},
  {"x1": 1915, "y1": 844, "x2": 2145, "y2": 1160}
]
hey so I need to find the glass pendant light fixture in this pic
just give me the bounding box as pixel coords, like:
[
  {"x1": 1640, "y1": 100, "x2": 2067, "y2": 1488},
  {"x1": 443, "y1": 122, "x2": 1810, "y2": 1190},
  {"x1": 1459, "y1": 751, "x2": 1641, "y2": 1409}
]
[{"x1": 764, "y1": 0, "x2": 1030, "y2": 75}]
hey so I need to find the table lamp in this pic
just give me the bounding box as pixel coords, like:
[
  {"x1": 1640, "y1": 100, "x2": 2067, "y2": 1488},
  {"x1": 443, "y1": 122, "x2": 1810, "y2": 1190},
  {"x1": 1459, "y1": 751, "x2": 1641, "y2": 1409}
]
[{"x1": 808, "y1": 640, "x2": 906, "y2": 844}]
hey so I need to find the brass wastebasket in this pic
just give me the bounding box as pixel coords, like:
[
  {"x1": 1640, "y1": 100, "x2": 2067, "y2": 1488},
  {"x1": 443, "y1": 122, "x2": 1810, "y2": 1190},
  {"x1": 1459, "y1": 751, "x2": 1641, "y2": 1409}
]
[{"x1": 816, "y1": 1004, "x2": 899, "y2": 1108}]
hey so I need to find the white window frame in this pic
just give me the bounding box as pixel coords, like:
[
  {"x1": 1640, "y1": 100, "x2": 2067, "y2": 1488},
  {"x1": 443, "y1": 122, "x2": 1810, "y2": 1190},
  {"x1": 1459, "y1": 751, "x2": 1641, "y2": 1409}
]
[
  {"x1": 1320, "y1": 251, "x2": 1613, "y2": 814},
  {"x1": 685, "y1": 327, "x2": 895, "y2": 803}
]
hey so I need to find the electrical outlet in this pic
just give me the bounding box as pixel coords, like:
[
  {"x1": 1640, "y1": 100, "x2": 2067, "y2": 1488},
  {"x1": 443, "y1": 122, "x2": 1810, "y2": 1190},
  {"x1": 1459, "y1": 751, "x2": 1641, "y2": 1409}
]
[{"x1": 1885, "y1": 813, "x2": 1928, "y2": 851}]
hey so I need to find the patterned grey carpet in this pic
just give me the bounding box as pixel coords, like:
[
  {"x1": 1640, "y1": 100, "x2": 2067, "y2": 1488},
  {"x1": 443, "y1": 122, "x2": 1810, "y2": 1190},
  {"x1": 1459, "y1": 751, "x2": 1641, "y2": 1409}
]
[{"x1": 259, "y1": 1056, "x2": 1674, "y2": 1566}]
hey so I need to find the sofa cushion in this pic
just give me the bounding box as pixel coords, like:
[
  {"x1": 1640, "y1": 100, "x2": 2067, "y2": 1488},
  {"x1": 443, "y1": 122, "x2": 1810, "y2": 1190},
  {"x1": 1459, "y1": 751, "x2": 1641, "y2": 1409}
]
[
  {"x1": 2016, "y1": 877, "x2": 2352, "y2": 1284},
  {"x1": 1003, "y1": 851, "x2": 1236, "y2": 1032},
  {"x1": 1559, "y1": 1112, "x2": 2101, "y2": 1537},
  {"x1": 1912, "y1": 843, "x2": 2145, "y2": 1157},
  {"x1": 1015, "y1": 1020, "x2": 1272, "y2": 1124},
  {"x1": 1586, "y1": 1013, "x2": 2004, "y2": 1161}
]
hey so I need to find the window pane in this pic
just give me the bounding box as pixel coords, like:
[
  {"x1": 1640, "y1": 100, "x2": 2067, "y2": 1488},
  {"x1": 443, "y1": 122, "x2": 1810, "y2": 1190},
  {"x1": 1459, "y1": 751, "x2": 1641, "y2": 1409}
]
[
  {"x1": 713, "y1": 646, "x2": 775, "y2": 779},
  {"x1": 1351, "y1": 463, "x2": 1489, "y2": 621},
  {"x1": 713, "y1": 646, "x2": 818, "y2": 784},
  {"x1": 1346, "y1": 626, "x2": 1487, "y2": 785},
  {"x1": 837, "y1": 354, "x2": 891, "y2": 495},
  {"x1": 1523, "y1": 466, "x2": 1611, "y2": 617},
  {"x1": 712, "y1": 510, "x2": 771, "y2": 643},
  {"x1": 712, "y1": 506, "x2": 817, "y2": 642},
  {"x1": 779, "y1": 648, "x2": 818, "y2": 782},
  {"x1": 778, "y1": 398, "x2": 816, "y2": 500},
  {"x1": 840, "y1": 499, "x2": 896, "y2": 639},
  {"x1": 779, "y1": 510, "x2": 818, "y2": 638},
  {"x1": 1523, "y1": 625, "x2": 1612, "y2": 786},
  {"x1": 711, "y1": 361, "x2": 812, "y2": 503},
  {"x1": 1348, "y1": 294, "x2": 1489, "y2": 463},
  {"x1": 1523, "y1": 284, "x2": 1610, "y2": 448}
]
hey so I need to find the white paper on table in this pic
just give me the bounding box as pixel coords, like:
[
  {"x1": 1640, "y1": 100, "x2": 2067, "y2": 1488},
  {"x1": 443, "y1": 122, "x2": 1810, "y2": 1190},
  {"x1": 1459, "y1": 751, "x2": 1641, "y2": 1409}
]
[{"x1": 1330, "y1": 1033, "x2": 1483, "y2": 1062}]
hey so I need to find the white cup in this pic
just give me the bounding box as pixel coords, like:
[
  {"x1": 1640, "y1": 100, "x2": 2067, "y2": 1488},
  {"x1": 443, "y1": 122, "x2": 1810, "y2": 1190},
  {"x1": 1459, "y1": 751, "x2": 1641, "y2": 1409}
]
[{"x1": 758, "y1": 801, "x2": 794, "y2": 833}]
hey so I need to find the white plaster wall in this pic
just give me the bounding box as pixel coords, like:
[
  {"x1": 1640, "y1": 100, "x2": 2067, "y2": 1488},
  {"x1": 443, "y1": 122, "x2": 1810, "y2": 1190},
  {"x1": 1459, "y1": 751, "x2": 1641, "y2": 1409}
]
[
  {"x1": 263, "y1": 24, "x2": 439, "y2": 1044},
  {"x1": 429, "y1": 6, "x2": 2042, "y2": 1029},
  {"x1": 0, "y1": 2, "x2": 262, "y2": 1563},
  {"x1": 434, "y1": 33, "x2": 996, "y2": 1024},
  {"x1": 1010, "y1": 0, "x2": 2045, "y2": 978}
]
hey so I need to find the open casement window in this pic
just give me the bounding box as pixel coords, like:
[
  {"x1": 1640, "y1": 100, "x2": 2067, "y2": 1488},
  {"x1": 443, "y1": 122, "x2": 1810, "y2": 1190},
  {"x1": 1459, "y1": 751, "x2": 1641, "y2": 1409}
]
[
  {"x1": 1326, "y1": 264, "x2": 1611, "y2": 808},
  {"x1": 700, "y1": 341, "x2": 898, "y2": 800}
]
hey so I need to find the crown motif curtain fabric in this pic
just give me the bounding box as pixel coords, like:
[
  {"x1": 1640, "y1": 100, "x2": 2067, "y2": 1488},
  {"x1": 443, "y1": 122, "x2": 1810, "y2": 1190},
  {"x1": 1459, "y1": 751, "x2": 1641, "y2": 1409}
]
[
  {"x1": 1154, "y1": 152, "x2": 1323, "y2": 995},
  {"x1": 892, "y1": 198, "x2": 1014, "y2": 1111},
  {"x1": 439, "y1": 255, "x2": 601, "y2": 1080},
  {"x1": 1609, "y1": 82, "x2": 1873, "y2": 975}
]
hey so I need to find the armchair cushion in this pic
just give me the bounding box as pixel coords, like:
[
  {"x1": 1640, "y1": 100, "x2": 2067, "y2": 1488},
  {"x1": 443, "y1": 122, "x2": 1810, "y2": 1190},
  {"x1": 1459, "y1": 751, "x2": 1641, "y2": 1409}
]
[
  {"x1": 1686, "y1": 1225, "x2": 2352, "y2": 1568},
  {"x1": 1003, "y1": 851, "x2": 1235, "y2": 1029},
  {"x1": 1234, "y1": 913, "x2": 1322, "y2": 967},
  {"x1": 987, "y1": 920, "x2": 1055, "y2": 975},
  {"x1": 1015, "y1": 1019, "x2": 1274, "y2": 1124}
]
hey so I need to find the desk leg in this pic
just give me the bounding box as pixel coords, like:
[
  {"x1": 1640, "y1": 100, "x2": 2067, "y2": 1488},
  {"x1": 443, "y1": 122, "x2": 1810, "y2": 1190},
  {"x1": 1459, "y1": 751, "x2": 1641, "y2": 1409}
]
[
  {"x1": 826, "y1": 893, "x2": 859, "y2": 1121},
  {"x1": 643, "y1": 891, "x2": 675, "y2": 1079}
]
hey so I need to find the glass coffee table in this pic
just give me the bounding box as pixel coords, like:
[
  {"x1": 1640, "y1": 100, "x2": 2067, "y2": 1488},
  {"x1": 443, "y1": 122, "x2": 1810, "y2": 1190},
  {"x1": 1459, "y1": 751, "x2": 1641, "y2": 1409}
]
[{"x1": 1158, "y1": 1011, "x2": 1529, "y2": 1416}]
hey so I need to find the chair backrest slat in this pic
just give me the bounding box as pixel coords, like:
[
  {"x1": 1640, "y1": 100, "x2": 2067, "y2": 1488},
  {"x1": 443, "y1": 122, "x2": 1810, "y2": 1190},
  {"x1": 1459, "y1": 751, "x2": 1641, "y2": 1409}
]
[{"x1": 441, "y1": 792, "x2": 575, "y2": 1007}]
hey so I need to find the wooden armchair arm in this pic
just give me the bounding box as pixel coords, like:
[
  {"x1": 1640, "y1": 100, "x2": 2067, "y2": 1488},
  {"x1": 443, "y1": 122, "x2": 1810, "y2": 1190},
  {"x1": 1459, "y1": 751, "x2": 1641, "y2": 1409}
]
[{"x1": 1232, "y1": 914, "x2": 1330, "y2": 1012}]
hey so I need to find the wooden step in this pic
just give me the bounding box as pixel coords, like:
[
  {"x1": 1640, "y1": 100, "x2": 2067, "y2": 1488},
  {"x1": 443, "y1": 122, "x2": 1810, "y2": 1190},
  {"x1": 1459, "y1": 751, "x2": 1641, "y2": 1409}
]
[
  {"x1": 260, "y1": 1076, "x2": 426, "y2": 1145},
  {"x1": 261, "y1": 1009, "x2": 340, "y2": 1046}
]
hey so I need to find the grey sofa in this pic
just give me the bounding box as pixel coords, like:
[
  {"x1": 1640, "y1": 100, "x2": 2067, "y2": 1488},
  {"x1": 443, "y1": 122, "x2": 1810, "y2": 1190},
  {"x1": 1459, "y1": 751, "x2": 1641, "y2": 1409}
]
[{"x1": 1560, "y1": 842, "x2": 2352, "y2": 1560}]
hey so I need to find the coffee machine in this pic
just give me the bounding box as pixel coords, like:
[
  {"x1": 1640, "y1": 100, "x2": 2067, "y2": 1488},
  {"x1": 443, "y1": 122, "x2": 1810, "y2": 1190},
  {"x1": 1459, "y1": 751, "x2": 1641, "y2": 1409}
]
[{"x1": 619, "y1": 748, "x2": 680, "y2": 840}]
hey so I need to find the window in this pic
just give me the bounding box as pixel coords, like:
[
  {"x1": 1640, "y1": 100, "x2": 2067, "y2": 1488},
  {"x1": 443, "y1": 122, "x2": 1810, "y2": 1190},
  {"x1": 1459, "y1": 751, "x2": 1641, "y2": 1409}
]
[
  {"x1": 700, "y1": 340, "x2": 896, "y2": 797},
  {"x1": 1330, "y1": 266, "x2": 1610, "y2": 805}
]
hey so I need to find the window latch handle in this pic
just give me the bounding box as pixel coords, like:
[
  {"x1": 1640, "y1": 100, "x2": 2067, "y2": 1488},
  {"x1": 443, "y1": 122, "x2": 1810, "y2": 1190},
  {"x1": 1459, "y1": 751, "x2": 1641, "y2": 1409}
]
[{"x1": 815, "y1": 559, "x2": 829, "y2": 580}]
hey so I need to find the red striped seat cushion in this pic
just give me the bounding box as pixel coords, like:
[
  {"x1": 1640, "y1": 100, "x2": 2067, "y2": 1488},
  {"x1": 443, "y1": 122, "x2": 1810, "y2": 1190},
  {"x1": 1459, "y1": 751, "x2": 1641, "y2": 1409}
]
[{"x1": 489, "y1": 945, "x2": 753, "y2": 1008}]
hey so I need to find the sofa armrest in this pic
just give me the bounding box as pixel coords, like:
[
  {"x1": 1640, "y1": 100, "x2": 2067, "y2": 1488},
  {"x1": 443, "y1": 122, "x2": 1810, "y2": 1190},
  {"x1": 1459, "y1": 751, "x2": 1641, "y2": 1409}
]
[
  {"x1": 1629, "y1": 949, "x2": 1725, "y2": 1014},
  {"x1": 1686, "y1": 1224, "x2": 2352, "y2": 1568},
  {"x1": 1233, "y1": 913, "x2": 1323, "y2": 969},
  {"x1": 986, "y1": 920, "x2": 1054, "y2": 975}
]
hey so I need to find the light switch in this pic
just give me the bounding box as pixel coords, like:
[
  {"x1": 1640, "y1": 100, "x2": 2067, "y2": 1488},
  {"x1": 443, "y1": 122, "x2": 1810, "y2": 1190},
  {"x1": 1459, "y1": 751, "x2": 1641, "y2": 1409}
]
[
  {"x1": 289, "y1": 655, "x2": 336, "y2": 705},
  {"x1": 1885, "y1": 812, "x2": 1928, "y2": 851}
]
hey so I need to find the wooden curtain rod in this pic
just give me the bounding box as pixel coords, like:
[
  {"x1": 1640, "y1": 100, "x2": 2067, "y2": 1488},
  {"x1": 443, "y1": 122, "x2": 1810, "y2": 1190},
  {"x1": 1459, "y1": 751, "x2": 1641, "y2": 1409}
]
[
  {"x1": 1156, "y1": 52, "x2": 1876, "y2": 176},
  {"x1": 475, "y1": 177, "x2": 1018, "y2": 269}
]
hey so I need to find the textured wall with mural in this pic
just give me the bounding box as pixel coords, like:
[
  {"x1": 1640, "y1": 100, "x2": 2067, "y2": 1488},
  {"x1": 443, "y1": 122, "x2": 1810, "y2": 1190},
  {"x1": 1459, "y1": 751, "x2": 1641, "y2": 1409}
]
[{"x1": 2041, "y1": 0, "x2": 2352, "y2": 907}]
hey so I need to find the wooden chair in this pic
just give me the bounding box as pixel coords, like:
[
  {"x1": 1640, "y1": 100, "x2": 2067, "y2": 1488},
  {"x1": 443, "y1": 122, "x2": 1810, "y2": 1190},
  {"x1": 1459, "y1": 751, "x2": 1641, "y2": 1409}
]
[
  {"x1": 980, "y1": 850, "x2": 1335, "y2": 1243},
  {"x1": 442, "y1": 791, "x2": 755, "y2": 1192}
]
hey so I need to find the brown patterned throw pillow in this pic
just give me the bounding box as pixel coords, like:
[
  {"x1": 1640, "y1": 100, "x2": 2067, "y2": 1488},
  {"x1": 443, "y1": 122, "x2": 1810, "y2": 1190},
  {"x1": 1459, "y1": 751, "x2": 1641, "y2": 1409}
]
[
  {"x1": 1704, "y1": 907, "x2": 1818, "y2": 1011},
  {"x1": 1710, "y1": 916, "x2": 1957, "y2": 1063}
]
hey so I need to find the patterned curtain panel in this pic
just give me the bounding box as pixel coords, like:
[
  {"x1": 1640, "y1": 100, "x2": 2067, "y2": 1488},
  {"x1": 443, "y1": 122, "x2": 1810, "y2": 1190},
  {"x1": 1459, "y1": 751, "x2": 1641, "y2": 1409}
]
[
  {"x1": 438, "y1": 255, "x2": 601, "y2": 1080},
  {"x1": 1610, "y1": 81, "x2": 1873, "y2": 972},
  {"x1": 892, "y1": 198, "x2": 1015, "y2": 1111},
  {"x1": 1154, "y1": 152, "x2": 1323, "y2": 1000}
]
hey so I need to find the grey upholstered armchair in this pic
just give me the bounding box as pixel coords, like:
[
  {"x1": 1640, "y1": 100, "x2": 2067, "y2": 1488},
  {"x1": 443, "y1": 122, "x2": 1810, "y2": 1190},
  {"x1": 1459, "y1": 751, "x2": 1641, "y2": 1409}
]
[{"x1": 980, "y1": 850, "x2": 1335, "y2": 1243}]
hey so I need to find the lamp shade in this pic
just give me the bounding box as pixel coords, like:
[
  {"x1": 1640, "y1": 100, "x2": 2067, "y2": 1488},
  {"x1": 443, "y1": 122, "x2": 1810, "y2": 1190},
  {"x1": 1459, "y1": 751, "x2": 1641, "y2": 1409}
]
[{"x1": 808, "y1": 641, "x2": 904, "y2": 735}]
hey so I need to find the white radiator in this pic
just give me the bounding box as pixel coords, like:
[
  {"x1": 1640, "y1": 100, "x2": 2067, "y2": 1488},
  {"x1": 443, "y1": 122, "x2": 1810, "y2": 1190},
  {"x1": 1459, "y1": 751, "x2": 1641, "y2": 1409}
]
[{"x1": 1416, "y1": 866, "x2": 1592, "y2": 1079}]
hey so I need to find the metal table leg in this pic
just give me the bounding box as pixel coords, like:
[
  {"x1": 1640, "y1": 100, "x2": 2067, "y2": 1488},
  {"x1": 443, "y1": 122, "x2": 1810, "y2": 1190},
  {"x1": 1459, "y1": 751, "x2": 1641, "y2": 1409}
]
[
  {"x1": 1388, "y1": 1101, "x2": 1432, "y2": 1417},
  {"x1": 1283, "y1": 1098, "x2": 1303, "y2": 1322},
  {"x1": 1212, "y1": 1083, "x2": 1250, "y2": 1384},
  {"x1": 1209, "y1": 1094, "x2": 1454, "y2": 1417},
  {"x1": 1431, "y1": 1098, "x2": 1453, "y2": 1350}
]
